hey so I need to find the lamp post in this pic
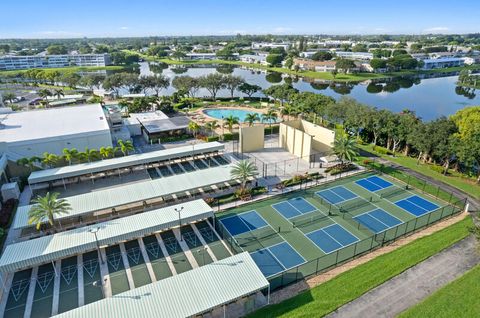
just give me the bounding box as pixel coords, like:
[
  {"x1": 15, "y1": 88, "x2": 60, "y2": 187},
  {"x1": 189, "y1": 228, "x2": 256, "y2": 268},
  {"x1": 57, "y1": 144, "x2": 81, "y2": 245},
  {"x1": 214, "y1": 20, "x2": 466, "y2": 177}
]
[
  {"x1": 174, "y1": 206, "x2": 184, "y2": 241},
  {"x1": 89, "y1": 227, "x2": 105, "y2": 264}
]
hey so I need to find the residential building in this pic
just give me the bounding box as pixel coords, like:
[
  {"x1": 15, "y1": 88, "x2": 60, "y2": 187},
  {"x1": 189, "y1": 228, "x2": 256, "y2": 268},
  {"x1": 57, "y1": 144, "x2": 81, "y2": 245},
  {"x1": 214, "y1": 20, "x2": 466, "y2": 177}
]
[
  {"x1": 421, "y1": 57, "x2": 465, "y2": 70},
  {"x1": 293, "y1": 58, "x2": 337, "y2": 72},
  {"x1": 0, "y1": 53, "x2": 111, "y2": 71},
  {"x1": 0, "y1": 104, "x2": 112, "y2": 159},
  {"x1": 251, "y1": 42, "x2": 290, "y2": 50},
  {"x1": 239, "y1": 53, "x2": 268, "y2": 65},
  {"x1": 332, "y1": 51, "x2": 373, "y2": 60}
]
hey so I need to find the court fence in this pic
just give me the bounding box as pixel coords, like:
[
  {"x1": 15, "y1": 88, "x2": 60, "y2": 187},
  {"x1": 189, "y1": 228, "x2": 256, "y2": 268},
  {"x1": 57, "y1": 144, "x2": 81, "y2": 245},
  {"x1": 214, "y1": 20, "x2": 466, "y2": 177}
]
[{"x1": 214, "y1": 194, "x2": 467, "y2": 292}]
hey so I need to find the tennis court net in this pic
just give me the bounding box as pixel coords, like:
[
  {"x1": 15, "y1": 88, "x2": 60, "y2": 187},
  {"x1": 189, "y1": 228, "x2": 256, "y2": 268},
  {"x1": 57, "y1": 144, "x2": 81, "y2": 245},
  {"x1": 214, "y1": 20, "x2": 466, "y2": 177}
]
[
  {"x1": 380, "y1": 186, "x2": 406, "y2": 199},
  {"x1": 292, "y1": 212, "x2": 329, "y2": 229},
  {"x1": 339, "y1": 197, "x2": 372, "y2": 213}
]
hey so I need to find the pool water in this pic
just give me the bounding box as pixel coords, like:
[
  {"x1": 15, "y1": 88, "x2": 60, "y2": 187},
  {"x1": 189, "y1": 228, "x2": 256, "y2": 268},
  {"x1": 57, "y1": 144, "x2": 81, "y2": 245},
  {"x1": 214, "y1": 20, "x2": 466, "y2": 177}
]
[{"x1": 203, "y1": 108, "x2": 278, "y2": 123}]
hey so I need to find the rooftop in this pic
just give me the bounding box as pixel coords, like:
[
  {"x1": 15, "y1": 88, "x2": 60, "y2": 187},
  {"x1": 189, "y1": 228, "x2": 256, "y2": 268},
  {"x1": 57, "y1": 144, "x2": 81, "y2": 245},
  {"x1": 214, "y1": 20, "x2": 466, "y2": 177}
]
[
  {"x1": 0, "y1": 104, "x2": 110, "y2": 144},
  {"x1": 54, "y1": 252, "x2": 268, "y2": 318}
]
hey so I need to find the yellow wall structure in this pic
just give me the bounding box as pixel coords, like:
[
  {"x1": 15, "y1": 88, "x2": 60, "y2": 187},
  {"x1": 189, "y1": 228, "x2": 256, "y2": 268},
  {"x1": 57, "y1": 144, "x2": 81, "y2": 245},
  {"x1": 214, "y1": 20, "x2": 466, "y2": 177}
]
[
  {"x1": 239, "y1": 125, "x2": 265, "y2": 153},
  {"x1": 279, "y1": 119, "x2": 335, "y2": 161}
]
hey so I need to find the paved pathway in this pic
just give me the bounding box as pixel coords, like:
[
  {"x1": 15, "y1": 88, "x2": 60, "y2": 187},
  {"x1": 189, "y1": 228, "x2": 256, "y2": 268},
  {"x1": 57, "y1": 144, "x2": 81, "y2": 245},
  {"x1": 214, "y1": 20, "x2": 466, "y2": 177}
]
[{"x1": 327, "y1": 236, "x2": 480, "y2": 318}]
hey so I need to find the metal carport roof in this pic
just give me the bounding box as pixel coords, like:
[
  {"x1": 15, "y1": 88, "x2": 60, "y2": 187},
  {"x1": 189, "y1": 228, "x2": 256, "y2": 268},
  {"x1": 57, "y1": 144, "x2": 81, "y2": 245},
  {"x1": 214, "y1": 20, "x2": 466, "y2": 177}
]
[
  {"x1": 28, "y1": 141, "x2": 224, "y2": 184},
  {"x1": 0, "y1": 199, "x2": 213, "y2": 273},
  {"x1": 53, "y1": 252, "x2": 268, "y2": 318},
  {"x1": 15, "y1": 164, "x2": 234, "y2": 230}
]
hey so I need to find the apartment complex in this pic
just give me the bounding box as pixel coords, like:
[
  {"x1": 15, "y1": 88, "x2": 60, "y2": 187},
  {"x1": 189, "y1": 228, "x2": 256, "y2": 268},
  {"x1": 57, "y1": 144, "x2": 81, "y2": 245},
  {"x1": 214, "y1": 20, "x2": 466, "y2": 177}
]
[
  {"x1": 293, "y1": 58, "x2": 337, "y2": 72},
  {"x1": 0, "y1": 53, "x2": 111, "y2": 71}
]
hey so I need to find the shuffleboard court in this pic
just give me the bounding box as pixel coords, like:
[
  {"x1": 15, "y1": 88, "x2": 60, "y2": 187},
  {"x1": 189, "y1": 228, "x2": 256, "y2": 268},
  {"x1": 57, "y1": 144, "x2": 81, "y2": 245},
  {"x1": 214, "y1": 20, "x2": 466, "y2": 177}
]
[
  {"x1": 354, "y1": 208, "x2": 403, "y2": 234},
  {"x1": 250, "y1": 242, "x2": 305, "y2": 277},
  {"x1": 306, "y1": 224, "x2": 359, "y2": 254},
  {"x1": 395, "y1": 195, "x2": 439, "y2": 217}
]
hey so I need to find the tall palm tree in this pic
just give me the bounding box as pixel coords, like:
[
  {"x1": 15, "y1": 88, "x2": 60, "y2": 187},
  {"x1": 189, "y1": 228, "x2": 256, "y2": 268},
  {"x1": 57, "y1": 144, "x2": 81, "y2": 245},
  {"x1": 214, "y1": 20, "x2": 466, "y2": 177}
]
[
  {"x1": 28, "y1": 192, "x2": 72, "y2": 231},
  {"x1": 224, "y1": 115, "x2": 239, "y2": 133},
  {"x1": 117, "y1": 139, "x2": 134, "y2": 156},
  {"x1": 204, "y1": 120, "x2": 219, "y2": 137},
  {"x1": 38, "y1": 89, "x2": 52, "y2": 107},
  {"x1": 230, "y1": 160, "x2": 258, "y2": 193},
  {"x1": 332, "y1": 134, "x2": 358, "y2": 164},
  {"x1": 245, "y1": 113, "x2": 260, "y2": 127},
  {"x1": 16, "y1": 156, "x2": 41, "y2": 172},
  {"x1": 262, "y1": 109, "x2": 277, "y2": 133},
  {"x1": 80, "y1": 147, "x2": 100, "y2": 163},
  {"x1": 53, "y1": 88, "x2": 65, "y2": 100},
  {"x1": 62, "y1": 148, "x2": 78, "y2": 165},
  {"x1": 188, "y1": 121, "x2": 200, "y2": 138},
  {"x1": 99, "y1": 146, "x2": 115, "y2": 159}
]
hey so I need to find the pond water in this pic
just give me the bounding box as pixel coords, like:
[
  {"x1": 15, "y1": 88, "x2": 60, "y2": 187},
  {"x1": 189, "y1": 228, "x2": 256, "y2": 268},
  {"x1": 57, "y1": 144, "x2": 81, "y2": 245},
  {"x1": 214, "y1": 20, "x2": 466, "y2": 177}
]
[{"x1": 136, "y1": 62, "x2": 480, "y2": 121}]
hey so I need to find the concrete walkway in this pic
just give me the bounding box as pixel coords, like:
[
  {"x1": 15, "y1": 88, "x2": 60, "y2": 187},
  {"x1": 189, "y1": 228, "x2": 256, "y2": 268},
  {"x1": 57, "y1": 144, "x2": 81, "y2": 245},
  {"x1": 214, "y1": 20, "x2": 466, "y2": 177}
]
[{"x1": 327, "y1": 236, "x2": 480, "y2": 318}]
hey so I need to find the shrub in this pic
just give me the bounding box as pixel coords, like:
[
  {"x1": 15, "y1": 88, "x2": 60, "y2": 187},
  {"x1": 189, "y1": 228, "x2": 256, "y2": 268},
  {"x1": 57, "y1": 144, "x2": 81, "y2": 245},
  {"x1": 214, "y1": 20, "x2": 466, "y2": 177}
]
[
  {"x1": 222, "y1": 133, "x2": 238, "y2": 141},
  {"x1": 0, "y1": 199, "x2": 16, "y2": 227},
  {"x1": 264, "y1": 125, "x2": 280, "y2": 135},
  {"x1": 373, "y1": 145, "x2": 393, "y2": 155},
  {"x1": 327, "y1": 163, "x2": 357, "y2": 175},
  {"x1": 206, "y1": 136, "x2": 220, "y2": 142},
  {"x1": 430, "y1": 164, "x2": 445, "y2": 174}
]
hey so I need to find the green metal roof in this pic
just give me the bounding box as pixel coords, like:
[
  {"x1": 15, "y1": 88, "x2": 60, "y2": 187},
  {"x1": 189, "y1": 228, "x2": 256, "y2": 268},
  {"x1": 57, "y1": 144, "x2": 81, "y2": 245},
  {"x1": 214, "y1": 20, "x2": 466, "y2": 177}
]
[
  {"x1": 15, "y1": 164, "x2": 234, "y2": 230},
  {"x1": 54, "y1": 252, "x2": 268, "y2": 318},
  {"x1": 28, "y1": 141, "x2": 224, "y2": 184},
  {"x1": 0, "y1": 199, "x2": 213, "y2": 273}
]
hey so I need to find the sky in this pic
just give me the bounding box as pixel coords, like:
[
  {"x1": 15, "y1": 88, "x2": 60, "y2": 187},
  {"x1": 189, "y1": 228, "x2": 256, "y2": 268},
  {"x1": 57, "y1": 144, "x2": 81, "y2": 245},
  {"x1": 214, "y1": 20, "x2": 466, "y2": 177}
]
[{"x1": 1, "y1": 0, "x2": 479, "y2": 39}]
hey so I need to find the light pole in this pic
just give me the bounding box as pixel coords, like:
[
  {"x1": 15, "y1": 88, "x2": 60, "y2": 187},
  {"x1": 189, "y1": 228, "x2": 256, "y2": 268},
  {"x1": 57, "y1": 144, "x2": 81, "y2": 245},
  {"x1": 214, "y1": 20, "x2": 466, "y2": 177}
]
[
  {"x1": 174, "y1": 206, "x2": 184, "y2": 240},
  {"x1": 89, "y1": 227, "x2": 105, "y2": 264},
  {"x1": 221, "y1": 115, "x2": 224, "y2": 140}
]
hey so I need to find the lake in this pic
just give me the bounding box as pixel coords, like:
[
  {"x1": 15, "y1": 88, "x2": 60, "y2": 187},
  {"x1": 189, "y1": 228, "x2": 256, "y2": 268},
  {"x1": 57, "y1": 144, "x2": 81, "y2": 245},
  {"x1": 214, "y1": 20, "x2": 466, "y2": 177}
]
[{"x1": 138, "y1": 62, "x2": 480, "y2": 121}]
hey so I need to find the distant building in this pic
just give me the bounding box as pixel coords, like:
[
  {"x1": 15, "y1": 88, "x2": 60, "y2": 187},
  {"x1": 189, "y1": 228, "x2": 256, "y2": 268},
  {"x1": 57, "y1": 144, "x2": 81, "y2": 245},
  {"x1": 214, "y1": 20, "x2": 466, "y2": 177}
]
[
  {"x1": 293, "y1": 58, "x2": 337, "y2": 72},
  {"x1": 239, "y1": 54, "x2": 268, "y2": 65},
  {"x1": 0, "y1": 104, "x2": 112, "y2": 159},
  {"x1": 0, "y1": 54, "x2": 111, "y2": 71},
  {"x1": 331, "y1": 51, "x2": 373, "y2": 60},
  {"x1": 421, "y1": 58, "x2": 465, "y2": 70},
  {"x1": 184, "y1": 53, "x2": 217, "y2": 60},
  {"x1": 251, "y1": 42, "x2": 290, "y2": 50}
]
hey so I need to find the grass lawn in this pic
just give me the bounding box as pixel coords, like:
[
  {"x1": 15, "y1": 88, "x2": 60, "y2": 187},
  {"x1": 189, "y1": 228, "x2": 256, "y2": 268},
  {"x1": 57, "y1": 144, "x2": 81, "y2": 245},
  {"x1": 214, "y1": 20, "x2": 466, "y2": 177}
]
[
  {"x1": 248, "y1": 216, "x2": 473, "y2": 318},
  {"x1": 357, "y1": 144, "x2": 480, "y2": 200},
  {"x1": 398, "y1": 263, "x2": 480, "y2": 318}
]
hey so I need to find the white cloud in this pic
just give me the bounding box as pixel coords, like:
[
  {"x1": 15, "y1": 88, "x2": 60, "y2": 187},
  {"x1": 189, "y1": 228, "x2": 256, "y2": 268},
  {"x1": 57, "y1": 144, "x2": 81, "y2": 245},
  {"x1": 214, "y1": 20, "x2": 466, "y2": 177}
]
[
  {"x1": 120, "y1": 26, "x2": 129, "y2": 30},
  {"x1": 422, "y1": 26, "x2": 450, "y2": 34}
]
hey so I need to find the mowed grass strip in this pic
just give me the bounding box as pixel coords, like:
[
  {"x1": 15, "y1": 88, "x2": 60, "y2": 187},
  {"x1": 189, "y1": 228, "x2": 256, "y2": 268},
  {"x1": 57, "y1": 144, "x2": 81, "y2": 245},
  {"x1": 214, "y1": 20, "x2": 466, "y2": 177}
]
[
  {"x1": 398, "y1": 263, "x2": 480, "y2": 318},
  {"x1": 248, "y1": 216, "x2": 473, "y2": 318}
]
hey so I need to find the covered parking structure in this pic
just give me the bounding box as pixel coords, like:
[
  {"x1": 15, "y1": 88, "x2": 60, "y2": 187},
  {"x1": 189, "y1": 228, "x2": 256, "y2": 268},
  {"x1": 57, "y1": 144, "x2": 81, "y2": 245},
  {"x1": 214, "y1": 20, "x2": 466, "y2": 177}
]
[
  {"x1": 54, "y1": 252, "x2": 269, "y2": 318},
  {"x1": 15, "y1": 165, "x2": 249, "y2": 236},
  {"x1": 0, "y1": 200, "x2": 213, "y2": 274},
  {"x1": 27, "y1": 141, "x2": 224, "y2": 189}
]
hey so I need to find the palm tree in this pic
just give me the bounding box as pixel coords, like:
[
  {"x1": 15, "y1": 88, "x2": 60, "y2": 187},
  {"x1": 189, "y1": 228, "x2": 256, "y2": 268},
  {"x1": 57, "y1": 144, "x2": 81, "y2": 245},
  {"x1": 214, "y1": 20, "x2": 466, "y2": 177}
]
[
  {"x1": 16, "y1": 156, "x2": 41, "y2": 172},
  {"x1": 80, "y1": 147, "x2": 100, "y2": 163},
  {"x1": 204, "y1": 120, "x2": 219, "y2": 137},
  {"x1": 230, "y1": 160, "x2": 258, "y2": 194},
  {"x1": 53, "y1": 88, "x2": 64, "y2": 100},
  {"x1": 2, "y1": 92, "x2": 16, "y2": 104},
  {"x1": 224, "y1": 115, "x2": 239, "y2": 133},
  {"x1": 332, "y1": 134, "x2": 358, "y2": 164},
  {"x1": 117, "y1": 139, "x2": 134, "y2": 156},
  {"x1": 28, "y1": 192, "x2": 72, "y2": 231},
  {"x1": 188, "y1": 121, "x2": 200, "y2": 138},
  {"x1": 38, "y1": 89, "x2": 52, "y2": 107},
  {"x1": 262, "y1": 109, "x2": 277, "y2": 133},
  {"x1": 245, "y1": 113, "x2": 260, "y2": 127},
  {"x1": 41, "y1": 152, "x2": 60, "y2": 168},
  {"x1": 62, "y1": 148, "x2": 78, "y2": 165},
  {"x1": 99, "y1": 146, "x2": 115, "y2": 159}
]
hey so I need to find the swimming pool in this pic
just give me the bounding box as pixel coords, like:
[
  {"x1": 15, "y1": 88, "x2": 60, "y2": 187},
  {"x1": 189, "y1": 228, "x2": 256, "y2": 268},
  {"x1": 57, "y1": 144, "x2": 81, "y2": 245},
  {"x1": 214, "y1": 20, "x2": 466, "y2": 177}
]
[{"x1": 203, "y1": 108, "x2": 278, "y2": 123}]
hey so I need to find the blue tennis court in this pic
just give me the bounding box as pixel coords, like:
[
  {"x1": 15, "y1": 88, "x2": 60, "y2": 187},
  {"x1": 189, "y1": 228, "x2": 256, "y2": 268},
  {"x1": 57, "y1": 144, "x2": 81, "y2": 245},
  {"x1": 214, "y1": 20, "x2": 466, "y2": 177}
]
[
  {"x1": 250, "y1": 242, "x2": 306, "y2": 277},
  {"x1": 219, "y1": 210, "x2": 268, "y2": 236},
  {"x1": 272, "y1": 197, "x2": 317, "y2": 219},
  {"x1": 316, "y1": 186, "x2": 358, "y2": 205},
  {"x1": 395, "y1": 195, "x2": 439, "y2": 217},
  {"x1": 356, "y1": 176, "x2": 393, "y2": 192},
  {"x1": 354, "y1": 208, "x2": 403, "y2": 233},
  {"x1": 305, "y1": 224, "x2": 359, "y2": 254}
]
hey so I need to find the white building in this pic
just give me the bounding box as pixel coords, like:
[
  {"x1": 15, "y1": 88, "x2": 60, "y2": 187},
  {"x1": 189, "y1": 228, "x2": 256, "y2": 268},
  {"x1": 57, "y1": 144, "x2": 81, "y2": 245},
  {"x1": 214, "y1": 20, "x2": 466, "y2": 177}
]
[
  {"x1": 332, "y1": 51, "x2": 373, "y2": 60},
  {"x1": 0, "y1": 104, "x2": 112, "y2": 159},
  {"x1": 251, "y1": 42, "x2": 290, "y2": 50},
  {"x1": 239, "y1": 54, "x2": 268, "y2": 65},
  {"x1": 0, "y1": 54, "x2": 111, "y2": 71},
  {"x1": 421, "y1": 58, "x2": 465, "y2": 70}
]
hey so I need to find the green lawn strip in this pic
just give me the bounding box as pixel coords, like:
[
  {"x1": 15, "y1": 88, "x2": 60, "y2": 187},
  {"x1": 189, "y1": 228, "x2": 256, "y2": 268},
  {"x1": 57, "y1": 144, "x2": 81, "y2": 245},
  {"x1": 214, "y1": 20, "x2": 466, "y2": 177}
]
[
  {"x1": 357, "y1": 144, "x2": 480, "y2": 200},
  {"x1": 398, "y1": 263, "x2": 480, "y2": 318},
  {"x1": 248, "y1": 216, "x2": 473, "y2": 318}
]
